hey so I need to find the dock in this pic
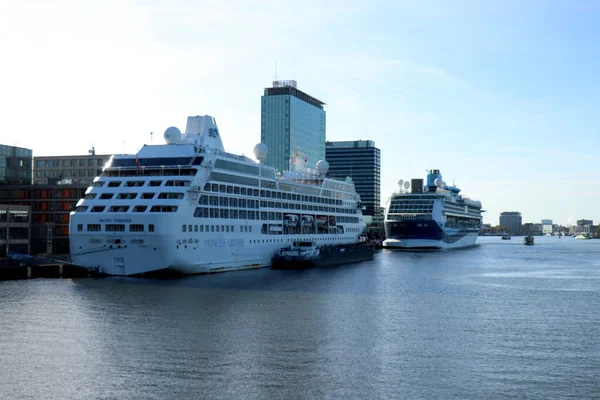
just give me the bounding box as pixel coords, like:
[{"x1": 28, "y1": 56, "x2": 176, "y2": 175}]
[{"x1": 0, "y1": 253, "x2": 98, "y2": 281}]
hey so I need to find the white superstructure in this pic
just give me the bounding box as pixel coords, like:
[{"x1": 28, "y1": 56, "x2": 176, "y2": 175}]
[
  {"x1": 383, "y1": 169, "x2": 483, "y2": 249},
  {"x1": 69, "y1": 116, "x2": 366, "y2": 275}
]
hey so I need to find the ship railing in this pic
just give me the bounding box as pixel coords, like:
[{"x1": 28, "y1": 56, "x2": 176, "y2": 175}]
[
  {"x1": 386, "y1": 213, "x2": 432, "y2": 220},
  {"x1": 200, "y1": 147, "x2": 249, "y2": 162},
  {"x1": 101, "y1": 166, "x2": 197, "y2": 177}
]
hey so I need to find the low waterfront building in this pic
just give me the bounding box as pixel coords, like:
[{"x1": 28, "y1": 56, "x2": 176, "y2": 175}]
[
  {"x1": 522, "y1": 223, "x2": 543, "y2": 236},
  {"x1": 0, "y1": 144, "x2": 32, "y2": 185},
  {"x1": 542, "y1": 224, "x2": 553, "y2": 235},
  {"x1": 33, "y1": 150, "x2": 111, "y2": 185},
  {"x1": 0, "y1": 184, "x2": 87, "y2": 255},
  {"x1": 0, "y1": 204, "x2": 31, "y2": 257}
]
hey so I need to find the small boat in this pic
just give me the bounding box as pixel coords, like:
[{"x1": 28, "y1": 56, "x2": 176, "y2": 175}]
[
  {"x1": 301, "y1": 215, "x2": 315, "y2": 226},
  {"x1": 271, "y1": 242, "x2": 375, "y2": 269},
  {"x1": 316, "y1": 215, "x2": 328, "y2": 225},
  {"x1": 524, "y1": 235, "x2": 534, "y2": 245},
  {"x1": 575, "y1": 234, "x2": 591, "y2": 240},
  {"x1": 501, "y1": 234, "x2": 511, "y2": 240},
  {"x1": 271, "y1": 241, "x2": 320, "y2": 269},
  {"x1": 283, "y1": 214, "x2": 299, "y2": 227}
]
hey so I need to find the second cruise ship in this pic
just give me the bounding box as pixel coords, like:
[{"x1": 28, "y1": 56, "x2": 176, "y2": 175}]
[{"x1": 383, "y1": 169, "x2": 483, "y2": 249}]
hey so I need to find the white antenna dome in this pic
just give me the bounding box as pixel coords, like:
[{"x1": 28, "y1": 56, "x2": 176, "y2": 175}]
[
  {"x1": 253, "y1": 143, "x2": 268, "y2": 161},
  {"x1": 434, "y1": 178, "x2": 443, "y2": 187},
  {"x1": 164, "y1": 126, "x2": 182, "y2": 144},
  {"x1": 398, "y1": 179, "x2": 404, "y2": 187},
  {"x1": 403, "y1": 181, "x2": 410, "y2": 190},
  {"x1": 316, "y1": 160, "x2": 329, "y2": 175}
]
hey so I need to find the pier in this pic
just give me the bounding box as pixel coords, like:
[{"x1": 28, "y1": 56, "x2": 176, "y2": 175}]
[{"x1": 0, "y1": 253, "x2": 98, "y2": 280}]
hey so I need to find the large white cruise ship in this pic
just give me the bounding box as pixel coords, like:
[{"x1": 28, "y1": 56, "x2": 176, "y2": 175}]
[
  {"x1": 383, "y1": 169, "x2": 483, "y2": 249},
  {"x1": 69, "y1": 115, "x2": 366, "y2": 275}
]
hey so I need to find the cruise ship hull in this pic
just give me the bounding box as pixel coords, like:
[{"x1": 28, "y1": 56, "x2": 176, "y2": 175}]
[
  {"x1": 71, "y1": 222, "x2": 360, "y2": 276},
  {"x1": 383, "y1": 220, "x2": 479, "y2": 249}
]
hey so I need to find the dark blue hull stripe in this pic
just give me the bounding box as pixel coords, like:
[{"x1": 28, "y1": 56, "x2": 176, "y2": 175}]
[{"x1": 385, "y1": 219, "x2": 479, "y2": 244}]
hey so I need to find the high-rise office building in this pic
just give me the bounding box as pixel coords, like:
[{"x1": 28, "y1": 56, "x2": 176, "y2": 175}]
[
  {"x1": 0, "y1": 144, "x2": 32, "y2": 185},
  {"x1": 500, "y1": 211, "x2": 522, "y2": 235},
  {"x1": 261, "y1": 80, "x2": 326, "y2": 173},
  {"x1": 325, "y1": 140, "x2": 381, "y2": 218}
]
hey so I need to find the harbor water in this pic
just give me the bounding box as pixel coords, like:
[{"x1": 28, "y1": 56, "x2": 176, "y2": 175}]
[{"x1": 1, "y1": 236, "x2": 599, "y2": 399}]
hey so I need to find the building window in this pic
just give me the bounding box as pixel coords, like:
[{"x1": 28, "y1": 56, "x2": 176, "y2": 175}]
[{"x1": 149, "y1": 224, "x2": 155, "y2": 232}]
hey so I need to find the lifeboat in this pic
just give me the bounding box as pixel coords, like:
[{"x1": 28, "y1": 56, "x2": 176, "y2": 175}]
[
  {"x1": 301, "y1": 215, "x2": 314, "y2": 225},
  {"x1": 284, "y1": 214, "x2": 299, "y2": 227}
]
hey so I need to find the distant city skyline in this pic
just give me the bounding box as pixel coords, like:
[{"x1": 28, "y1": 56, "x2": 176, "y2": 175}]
[{"x1": 1, "y1": 1, "x2": 599, "y2": 225}]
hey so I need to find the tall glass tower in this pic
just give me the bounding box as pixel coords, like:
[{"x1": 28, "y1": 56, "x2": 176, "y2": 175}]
[
  {"x1": 325, "y1": 140, "x2": 381, "y2": 217},
  {"x1": 261, "y1": 80, "x2": 326, "y2": 173}
]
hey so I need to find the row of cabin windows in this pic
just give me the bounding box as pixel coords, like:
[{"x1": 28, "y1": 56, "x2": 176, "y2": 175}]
[
  {"x1": 85, "y1": 192, "x2": 184, "y2": 200},
  {"x1": 260, "y1": 223, "x2": 345, "y2": 235},
  {"x1": 80, "y1": 223, "x2": 154, "y2": 232},
  {"x1": 193, "y1": 207, "x2": 360, "y2": 224},
  {"x1": 199, "y1": 195, "x2": 357, "y2": 214},
  {"x1": 203, "y1": 183, "x2": 344, "y2": 206},
  {"x1": 75, "y1": 205, "x2": 177, "y2": 213},
  {"x1": 182, "y1": 224, "x2": 252, "y2": 233},
  {"x1": 92, "y1": 180, "x2": 191, "y2": 188},
  {"x1": 248, "y1": 237, "x2": 345, "y2": 244}
]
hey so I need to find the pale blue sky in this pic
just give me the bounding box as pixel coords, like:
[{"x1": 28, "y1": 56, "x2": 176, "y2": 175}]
[{"x1": 1, "y1": 0, "x2": 598, "y2": 225}]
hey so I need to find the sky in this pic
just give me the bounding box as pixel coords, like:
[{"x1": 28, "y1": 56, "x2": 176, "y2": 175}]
[{"x1": 1, "y1": 0, "x2": 599, "y2": 226}]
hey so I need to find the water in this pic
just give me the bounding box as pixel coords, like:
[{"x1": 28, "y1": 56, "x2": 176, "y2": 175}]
[{"x1": 1, "y1": 236, "x2": 599, "y2": 399}]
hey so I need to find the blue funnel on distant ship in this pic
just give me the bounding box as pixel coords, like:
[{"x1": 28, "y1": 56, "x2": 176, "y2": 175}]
[{"x1": 427, "y1": 169, "x2": 442, "y2": 191}]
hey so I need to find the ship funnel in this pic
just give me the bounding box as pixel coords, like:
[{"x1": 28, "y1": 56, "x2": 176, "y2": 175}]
[
  {"x1": 426, "y1": 169, "x2": 442, "y2": 191},
  {"x1": 411, "y1": 179, "x2": 423, "y2": 193},
  {"x1": 184, "y1": 115, "x2": 225, "y2": 152}
]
